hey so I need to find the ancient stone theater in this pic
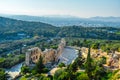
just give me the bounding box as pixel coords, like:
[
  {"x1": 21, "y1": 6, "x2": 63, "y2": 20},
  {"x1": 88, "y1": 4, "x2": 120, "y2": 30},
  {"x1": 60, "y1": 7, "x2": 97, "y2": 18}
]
[{"x1": 25, "y1": 38, "x2": 66, "y2": 66}]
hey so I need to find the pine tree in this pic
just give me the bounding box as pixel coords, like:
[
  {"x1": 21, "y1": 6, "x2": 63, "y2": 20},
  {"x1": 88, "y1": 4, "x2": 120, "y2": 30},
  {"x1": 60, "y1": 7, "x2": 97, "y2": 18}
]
[
  {"x1": 75, "y1": 49, "x2": 85, "y2": 68},
  {"x1": 85, "y1": 47, "x2": 93, "y2": 80},
  {"x1": 35, "y1": 55, "x2": 45, "y2": 74}
]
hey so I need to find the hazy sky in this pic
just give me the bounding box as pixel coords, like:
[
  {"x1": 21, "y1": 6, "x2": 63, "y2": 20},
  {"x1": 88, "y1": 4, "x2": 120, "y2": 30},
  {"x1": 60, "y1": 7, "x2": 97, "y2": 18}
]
[{"x1": 0, "y1": 0, "x2": 120, "y2": 17}]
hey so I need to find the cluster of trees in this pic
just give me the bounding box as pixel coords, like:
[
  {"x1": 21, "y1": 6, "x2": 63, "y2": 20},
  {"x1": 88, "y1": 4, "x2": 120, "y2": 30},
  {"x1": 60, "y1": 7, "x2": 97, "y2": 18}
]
[
  {"x1": 0, "y1": 54, "x2": 25, "y2": 68},
  {"x1": 35, "y1": 38, "x2": 60, "y2": 51},
  {"x1": 0, "y1": 68, "x2": 8, "y2": 80},
  {"x1": 0, "y1": 17, "x2": 58, "y2": 41},
  {"x1": 66, "y1": 38, "x2": 120, "y2": 52},
  {"x1": 111, "y1": 70, "x2": 120, "y2": 80},
  {"x1": 0, "y1": 36, "x2": 48, "y2": 54},
  {"x1": 58, "y1": 26, "x2": 120, "y2": 40}
]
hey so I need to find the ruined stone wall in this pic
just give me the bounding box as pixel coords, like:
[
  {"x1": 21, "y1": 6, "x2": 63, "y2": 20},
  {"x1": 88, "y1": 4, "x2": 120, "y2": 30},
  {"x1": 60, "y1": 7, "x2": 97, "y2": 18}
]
[
  {"x1": 25, "y1": 38, "x2": 66, "y2": 66},
  {"x1": 56, "y1": 38, "x2": 66, "y2": 58},
  {"x1": 116, "y1": 53, "x2": 120, "y2": 69},
  {"x1": 43, "y1": 49, "x2": 57, "y2": 64},
  {"x1": 25, "y1": 47, "x2": 42, "y2": 66}
]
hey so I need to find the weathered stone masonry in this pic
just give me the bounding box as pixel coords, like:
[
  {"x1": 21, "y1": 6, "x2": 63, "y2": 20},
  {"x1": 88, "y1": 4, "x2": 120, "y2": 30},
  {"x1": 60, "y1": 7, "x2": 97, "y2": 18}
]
[{"x1": 25, "y1": 38, "x2": 66, "y2": 66}]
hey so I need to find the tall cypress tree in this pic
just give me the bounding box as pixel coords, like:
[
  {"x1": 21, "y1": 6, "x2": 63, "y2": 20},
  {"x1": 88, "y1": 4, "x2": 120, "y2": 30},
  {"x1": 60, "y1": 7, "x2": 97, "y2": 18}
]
[
  {"x1": 35, "y1": 55, "x2": 45, "y2": 74},
  {"x1": 85, "y1": 47, "x2": 93, "y2": 80}
]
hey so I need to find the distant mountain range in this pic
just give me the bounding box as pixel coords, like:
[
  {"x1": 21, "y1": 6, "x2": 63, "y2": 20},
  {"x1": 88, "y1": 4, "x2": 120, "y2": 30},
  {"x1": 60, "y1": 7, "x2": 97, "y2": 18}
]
[
  {"x1": 0, "y1": 16, "x2": 120, "y2": 41},
  {"x1": 0, "y1": 14, "x2": 120, "y2": 27},
  {"x1": 0, "y1": 16, "x2": 59, "y2": 41},
  {"x1": 89, "y1": 16, "x2": 120, "y2": 22}
]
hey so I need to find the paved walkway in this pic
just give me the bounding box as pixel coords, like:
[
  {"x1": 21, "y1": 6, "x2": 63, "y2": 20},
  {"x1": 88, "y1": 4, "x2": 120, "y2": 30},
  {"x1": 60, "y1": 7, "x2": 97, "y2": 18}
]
[{"x1": 6, "y1": 62, "x2": 23, "y2": 79}]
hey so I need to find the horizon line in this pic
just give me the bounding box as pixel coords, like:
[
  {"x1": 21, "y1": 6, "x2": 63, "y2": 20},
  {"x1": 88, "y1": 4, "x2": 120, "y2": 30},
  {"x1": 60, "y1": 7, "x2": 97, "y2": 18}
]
[{"x1": 0, "y1": 13, "x2": 120, "y2": 18}]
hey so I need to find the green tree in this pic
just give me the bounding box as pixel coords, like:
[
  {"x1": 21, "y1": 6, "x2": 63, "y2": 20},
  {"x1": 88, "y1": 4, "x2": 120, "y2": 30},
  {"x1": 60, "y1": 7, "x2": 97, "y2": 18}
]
[
  {"x1": 69, "y1": 62, "x2": 78, "y2": 73},
  {"x1": 58, "y1": 72, "x2": 70, "y2": 80},
  {"x1": 54, "y1": 69, "x2": 64, "y2": 80},
  {"x1": 93, "y1": 66, "x2": 106, "y2": 80},
  {"x1": 58, "y1": 62, "x2": 66, "y2": 68},
  {"x1": 111, "y1": 70, "x2": 120, "y2": 80},
  {"x1": 0, "y1": 68, "x2": 7, "y2": 80},
  {"x1": 77, "y1": 73, "x2": 89, "y2": 80},
  {"x1": 75, "y1": 50, "x2": 85, "y2": 68},
  {"x1": 35, "y1": 56, "x2": 45, "y2": 74},
  {"x1": 21, "y1": 66, "x2": 30, "y2": 74},
  {"x1": 91, "y1": 43, "x2": 100, "y2": 49},
  {"x1": 85, "y1": 47, "x2": 93, "y2": 80}
]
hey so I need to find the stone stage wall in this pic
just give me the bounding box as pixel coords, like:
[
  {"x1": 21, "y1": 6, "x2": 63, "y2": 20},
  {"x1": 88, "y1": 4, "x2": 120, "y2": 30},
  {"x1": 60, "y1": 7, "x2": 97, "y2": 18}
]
[{"x1": 25, "y1": 38, "x2": 66, "y2": 66}]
